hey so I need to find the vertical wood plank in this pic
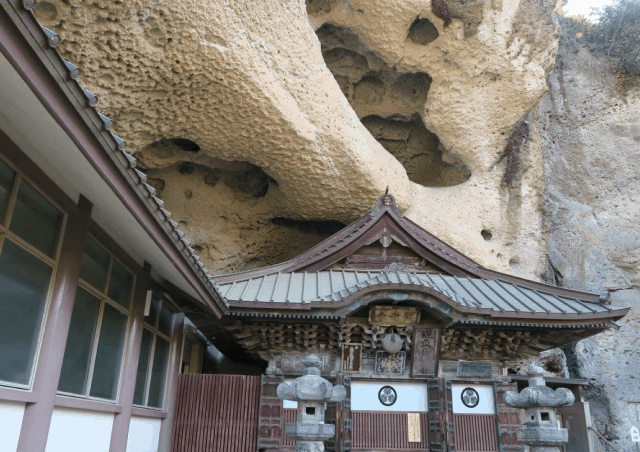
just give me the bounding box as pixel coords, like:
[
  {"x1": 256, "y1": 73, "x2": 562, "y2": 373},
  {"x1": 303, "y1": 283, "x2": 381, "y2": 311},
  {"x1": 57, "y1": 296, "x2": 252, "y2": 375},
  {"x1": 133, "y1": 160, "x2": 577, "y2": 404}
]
[
  {"x1": 170, "y1": 374, "x2": 260, "y2": 452},
  {"x1": 453, "y1": 414, "x2": 499, "y2": 452}
]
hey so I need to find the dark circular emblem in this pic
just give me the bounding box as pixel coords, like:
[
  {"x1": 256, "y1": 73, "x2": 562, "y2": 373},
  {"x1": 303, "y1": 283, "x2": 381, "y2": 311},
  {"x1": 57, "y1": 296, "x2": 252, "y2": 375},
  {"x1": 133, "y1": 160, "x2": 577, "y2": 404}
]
[
  {"x1": 378, "y1": 385, "x2": 397, "y2": 406},
  {"x1": 461, "y1": 387, "x2": 480, "y2": 408}
]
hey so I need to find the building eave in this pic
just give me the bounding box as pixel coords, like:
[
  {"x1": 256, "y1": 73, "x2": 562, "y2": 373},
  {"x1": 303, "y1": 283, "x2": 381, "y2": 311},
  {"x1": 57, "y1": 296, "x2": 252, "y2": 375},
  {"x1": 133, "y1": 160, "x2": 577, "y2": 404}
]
[{"x1": 0, "y1": 0, "x2": 226, "y2": 316}]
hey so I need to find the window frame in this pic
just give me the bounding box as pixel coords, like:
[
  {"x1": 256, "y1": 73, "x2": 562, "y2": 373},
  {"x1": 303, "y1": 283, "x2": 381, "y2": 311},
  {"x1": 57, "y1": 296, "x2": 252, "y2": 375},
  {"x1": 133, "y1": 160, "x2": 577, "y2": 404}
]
[
  {"x1": 0, "y1": 155, "x2": 67, "y2": 390},
  {"x1": 133, "y1": 292, "x2": 176, "y2": 410},
  {"x1": 57, "y1": 234, "x2": 135, "y2": 404}
]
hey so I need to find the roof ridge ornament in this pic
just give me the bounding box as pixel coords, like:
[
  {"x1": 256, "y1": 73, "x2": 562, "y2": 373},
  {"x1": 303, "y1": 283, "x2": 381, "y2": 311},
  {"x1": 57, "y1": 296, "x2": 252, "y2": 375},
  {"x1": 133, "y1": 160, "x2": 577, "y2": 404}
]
[{"x1": 371, "y1": 191, "x2": 404, "y2": 217}]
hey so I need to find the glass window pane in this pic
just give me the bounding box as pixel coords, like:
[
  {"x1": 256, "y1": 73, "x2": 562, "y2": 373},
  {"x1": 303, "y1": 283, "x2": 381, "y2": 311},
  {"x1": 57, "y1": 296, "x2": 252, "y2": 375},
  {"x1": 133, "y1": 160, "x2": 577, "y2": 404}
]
[
  {"x1": 147, "y1": 336, "x2": 170, "y2": 408},
  {"x1": 89, "y1": 303, "x2": 128, "y2": 400},
  {"x1": 58, "y1": 288, "x2": 100, "y2": 395},
  {"x1": 145, "y1": 295, "x2": 160, "y2": 328},
  {"x1": 158, "y1": 303, "x2": 174, "y2": 337},
  {"x1": 133, "y1": 329, "x2": 153, "y2": 405},
  {"x1": 0, "y1": 239, "x2": 52, "y2": 385},
  {"x1": 0, "y1": 158, "x2": 15, "y2": 224},
  {"x1": 9, "y1": 180, "x2": 63, "y2": 257},
  {"x1": 107, "y1": 260, "x2": 134, "y2": 308},
  {"x1": 79, "y1": 238, "x2": 110, "y2": 291}
]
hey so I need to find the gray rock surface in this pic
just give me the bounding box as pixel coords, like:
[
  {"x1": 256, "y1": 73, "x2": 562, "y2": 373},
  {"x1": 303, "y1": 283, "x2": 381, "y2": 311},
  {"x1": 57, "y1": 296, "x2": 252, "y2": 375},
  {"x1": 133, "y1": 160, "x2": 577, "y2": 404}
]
[{"x1": 534, "y1": 47, "x2": 640, "y2": 451}]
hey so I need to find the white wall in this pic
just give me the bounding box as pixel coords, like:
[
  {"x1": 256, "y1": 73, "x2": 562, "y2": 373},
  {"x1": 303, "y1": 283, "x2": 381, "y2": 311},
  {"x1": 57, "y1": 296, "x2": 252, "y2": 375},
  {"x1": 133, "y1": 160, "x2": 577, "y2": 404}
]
[
  {"x1": 126, "y1": 416, "x2": 162, "y2": 452},
  {"x1": 451, "y1": 384, "x2": 495, "y2": 414},
  {"x1": 0, "y1": 400, "x2": 25, "y2": 452},
  {"x1": 45, "y1": 407, "x2": 114, "y2": 452},
  {"x1": 352, "y1": 381, "x2": 428, "y2": 412}
]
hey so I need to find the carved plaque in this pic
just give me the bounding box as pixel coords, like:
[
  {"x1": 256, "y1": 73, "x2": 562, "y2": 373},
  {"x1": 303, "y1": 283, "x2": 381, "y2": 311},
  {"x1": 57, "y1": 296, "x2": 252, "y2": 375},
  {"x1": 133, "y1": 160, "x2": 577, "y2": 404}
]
[
  {"x1": 341, "y1": 343, "x2": 362, "y2": 373},
  {"x1": 411, "y1": 327, "x2": 440, "y2": 377},
  {"x1": 368, "y1": 306, "x2": 420, "y2": 327},
  {"x1": 375, "y1": 351, "x2": 406, "y2": 376},
  {"x1": 281, "y1": 353, "x2": 333, "y2": 374},
  {"x1": 457, "y1": 360, "x2": 492, "y2": 378},
  {"x1": 407, "y1": 413, "x2": 421, "y2": 442}
]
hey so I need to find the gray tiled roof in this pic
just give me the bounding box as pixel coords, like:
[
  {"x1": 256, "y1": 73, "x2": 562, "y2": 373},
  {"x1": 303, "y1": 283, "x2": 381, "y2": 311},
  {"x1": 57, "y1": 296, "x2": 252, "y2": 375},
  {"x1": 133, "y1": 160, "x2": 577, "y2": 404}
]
[{"x1": 219, "y1": 270, "x2": 622, "y2": 316}]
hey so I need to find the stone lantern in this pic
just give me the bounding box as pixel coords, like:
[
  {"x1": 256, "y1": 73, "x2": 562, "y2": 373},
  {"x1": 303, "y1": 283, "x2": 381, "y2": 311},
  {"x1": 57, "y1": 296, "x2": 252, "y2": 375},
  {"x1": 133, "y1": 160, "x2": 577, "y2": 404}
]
[
  {"x1": 277, "y1": 355, "x2": 346, "y2": 452},
  {"x1": 504, "y1": 362, "x2": 575, "y2": 452}
]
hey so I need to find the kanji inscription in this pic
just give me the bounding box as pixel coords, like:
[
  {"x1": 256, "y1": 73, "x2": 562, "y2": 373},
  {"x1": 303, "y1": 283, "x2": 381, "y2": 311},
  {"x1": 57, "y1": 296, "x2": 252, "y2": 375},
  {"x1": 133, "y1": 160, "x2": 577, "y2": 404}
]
[
  {"x1": 408, "y1": 413, "x2": 421, "y2": 442},
  {"x1": 368, "y1": 306, "x2": 420, "y2": 327},
  {"x1": 341, "y1": 343, "x2": 362, "y2": 373},
  {"x1": 411, "y1": 327, "x2": 440, "y2": 377}
]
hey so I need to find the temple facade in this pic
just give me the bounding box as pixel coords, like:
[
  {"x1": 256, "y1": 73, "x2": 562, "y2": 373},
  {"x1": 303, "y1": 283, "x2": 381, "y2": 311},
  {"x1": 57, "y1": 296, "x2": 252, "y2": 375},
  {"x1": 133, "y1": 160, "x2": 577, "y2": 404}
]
[
  {"x1": 198, "y1": 193, "x2": 629, "y2": 452},
  {"x1": 0, "y1": 1, "x2": 631, "y2": 451}
]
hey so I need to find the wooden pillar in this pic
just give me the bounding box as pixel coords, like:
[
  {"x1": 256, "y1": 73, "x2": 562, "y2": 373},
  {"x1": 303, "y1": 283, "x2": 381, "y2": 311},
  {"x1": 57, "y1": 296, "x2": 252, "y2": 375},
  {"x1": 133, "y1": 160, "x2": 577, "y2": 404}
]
[
  {"x1": 16, "y1": 196, "x2": 92, "y2": 452},
  {"x1": 158, "y1": 312, "x2": 185, "y2": 452},
  {"x1": 109, "y1": 262, "x2": 152, "y2": 451}
]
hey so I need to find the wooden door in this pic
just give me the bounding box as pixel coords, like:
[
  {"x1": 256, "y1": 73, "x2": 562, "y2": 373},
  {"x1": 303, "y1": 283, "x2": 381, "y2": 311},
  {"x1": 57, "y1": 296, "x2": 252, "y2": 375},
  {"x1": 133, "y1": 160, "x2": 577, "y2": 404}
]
[
  {"x1": 494, "y1": 380, "x2": 523, "y2": 452},
  {"x1": 257, "y1": 374, "x2": 284, "y2": 451}
]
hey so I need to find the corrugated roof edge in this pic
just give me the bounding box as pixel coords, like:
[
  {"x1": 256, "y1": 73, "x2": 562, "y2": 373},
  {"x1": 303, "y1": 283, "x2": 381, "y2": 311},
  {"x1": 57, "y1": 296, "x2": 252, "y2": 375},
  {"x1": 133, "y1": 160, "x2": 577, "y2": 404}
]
[{"x1": 2, "y1": 0, "x2": 228, "y2": 313}]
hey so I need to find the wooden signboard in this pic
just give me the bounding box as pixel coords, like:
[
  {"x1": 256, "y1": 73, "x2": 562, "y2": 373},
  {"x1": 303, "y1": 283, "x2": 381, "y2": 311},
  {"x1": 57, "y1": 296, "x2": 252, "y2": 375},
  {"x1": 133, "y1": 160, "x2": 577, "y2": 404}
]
[
  {"x1": 411, "y1": 327, "x2": 440, "y2": 377},
  {"x1": 341, "y1": 343, "x2": 362, "y2": 373},
  {"x1": 281, "y1": 353, "x2": 333, "y2": 374},
  {"x1": 407, "y1": 413, "x2": 421, "y2": 442},
  {"x1": 368, "y1": 306, "x2": 420, "y2": 327}
]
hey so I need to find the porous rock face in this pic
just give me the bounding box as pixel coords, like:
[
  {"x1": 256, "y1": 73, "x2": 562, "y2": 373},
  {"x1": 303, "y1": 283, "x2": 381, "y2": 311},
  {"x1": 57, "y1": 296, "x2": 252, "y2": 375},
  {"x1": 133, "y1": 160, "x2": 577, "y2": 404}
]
[
  {"x1": 534, "y1": 49, "x2": 640, "y2": 449},
  {"x1": 35, "y1": 0, "x2": 558, "y2": 275}
]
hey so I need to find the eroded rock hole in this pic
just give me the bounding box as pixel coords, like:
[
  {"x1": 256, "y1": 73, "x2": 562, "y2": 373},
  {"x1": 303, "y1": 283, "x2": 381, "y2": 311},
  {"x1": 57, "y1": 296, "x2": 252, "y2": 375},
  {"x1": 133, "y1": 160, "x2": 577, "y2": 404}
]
[
  {"x1": 270, "y1": 218, "x2": 345, "y2": 236},
  {"x1": 167, "y1": 138, "x2": 200, "y2": 152},
  {"x1": 544, "y1": 361, "x2": 562, "y2": 374},
  {"x1": 212, "y1": 164, "x2": 271, "y2": 198},
  {"x1": 316, "y1": 24, "x2": 470, "y2": 187},
  {"x1": 481, "y1": 229, "x2": 492, "y2": 241},
  {"x1": 431, "y1": 0, "x2": 485, "y2": 37},
  {"x1": 306, "y1": 0, "x2": 336, "y2": 16},
  {"x1": 361, "y1": 115, "x2": 471, "y2": 187},
  {"x1": 169, "y1": 161, "x2": 272, "y2": 198},
  {"x1": 408, "y1": 18, "x2": 439, "y2": 45}
]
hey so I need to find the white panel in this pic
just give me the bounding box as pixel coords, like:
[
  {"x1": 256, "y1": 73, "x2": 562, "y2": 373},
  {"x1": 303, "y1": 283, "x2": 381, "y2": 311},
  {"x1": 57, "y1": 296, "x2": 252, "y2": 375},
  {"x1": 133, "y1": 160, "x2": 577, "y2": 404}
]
[
  {"x1": 126, "y1": 416, "x2": 162, "y2": 452},
  {"x1": 283, "y1": 378, "x2": 298, "y2": 409},
  {"x1": 0, "y1": 400, "x2": 25, "y2": 452},
  {"x1": 45, "y1": 407, "x2": 114, "y2": 452},
  {"x1": 452, "y1": 384, "x2": 495, "y2": 414},
  {"x1": 351, "y1": 381, "x2": 428, "y2": 412}
]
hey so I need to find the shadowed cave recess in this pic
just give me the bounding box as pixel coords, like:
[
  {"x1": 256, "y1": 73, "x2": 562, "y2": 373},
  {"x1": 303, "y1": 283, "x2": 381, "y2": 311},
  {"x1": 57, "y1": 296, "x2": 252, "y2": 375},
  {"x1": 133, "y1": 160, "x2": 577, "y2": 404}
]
[{"x1": 314, "y1": 20, "x2": 471, "y2": 188}]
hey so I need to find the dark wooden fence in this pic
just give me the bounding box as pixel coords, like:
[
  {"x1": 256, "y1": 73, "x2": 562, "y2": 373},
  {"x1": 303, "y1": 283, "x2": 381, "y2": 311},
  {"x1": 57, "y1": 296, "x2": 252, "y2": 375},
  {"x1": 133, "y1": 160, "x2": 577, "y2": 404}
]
[
  {"x1": 171, "y1": 374, "x2": 260, "y2": 452},
  {"x1": 453, "y1": 414, "x2": 499, "y2": 452},
  {"x1": 351, "y1": 411, "x2": 430, "y2": 451}
]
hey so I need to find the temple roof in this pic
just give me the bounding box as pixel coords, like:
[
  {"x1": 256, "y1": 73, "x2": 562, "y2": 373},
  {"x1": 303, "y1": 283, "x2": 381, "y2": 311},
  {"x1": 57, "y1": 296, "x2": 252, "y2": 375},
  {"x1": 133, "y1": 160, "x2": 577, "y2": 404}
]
[
  {"x1": 219, "y1": 270, "x2": 619, "y2": 318},
  {"x1": 216, "y1": 194, "x2": 629, "y2": 326}
]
